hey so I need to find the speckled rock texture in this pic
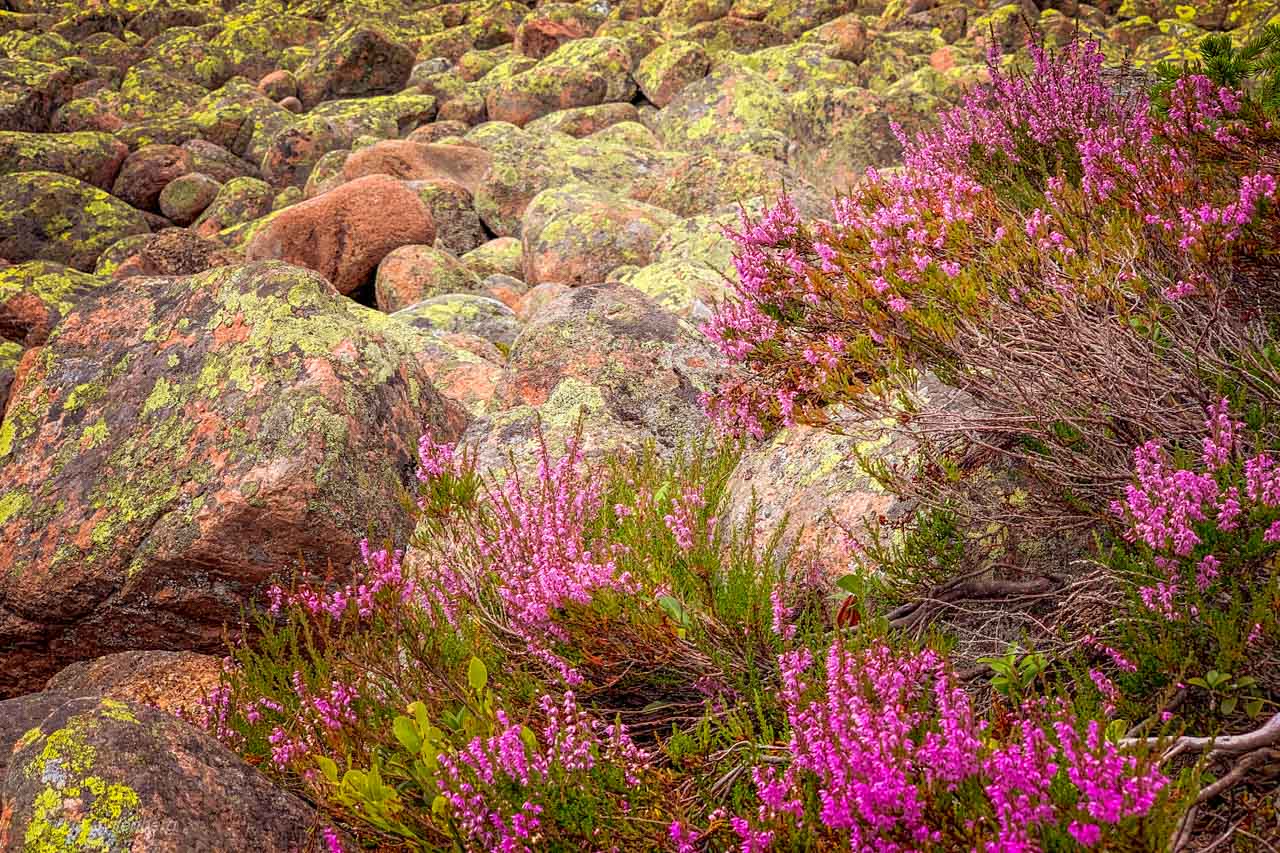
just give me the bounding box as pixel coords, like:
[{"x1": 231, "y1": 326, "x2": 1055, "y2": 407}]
[
  {"x1": 0, "y1": 261, "x2": 464, "y2": 697},
  {"x1": 0, "y1": 696, "x2": 327, "y2": 851}
]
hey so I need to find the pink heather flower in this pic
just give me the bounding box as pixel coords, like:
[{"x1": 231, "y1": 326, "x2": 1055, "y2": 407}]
[
  {"x1": 664, "y1": 488, "x2": 707, "y2": 553},
  {"x1": 1247, "y1": 622, "x2": 1265, "y2": 645},
  {"x1": 1201, "y1": 398, "x2": 1240, "y2": 469},
  {"x1": 416, "y1": 432, "x2": 457, "y2": 480},
  {"x1": 1139, "y1": 580, "x2": 1180, "y2": 620},
  {"x1": 1069, "y1": 821, "x2": 1102, "y2": 847},
  {"x1": 769, "y1": 585, "x2": 796, "y2": 641},
  {"x1": 669, "y1": 822, "x2": 698, "y2": 853},
  {"x1": 730, "y1": 642, "x2": 1166, "y2": 849},
  {"x1": 1195, "y1": 554, "x2": 1220, "y2": 592},
  {"x1": 1089, "y1": 669, "x2": 1121, "y2": 716},
  {"x1": 322, "y1": 826, "x2": 343, "y2": 853}
]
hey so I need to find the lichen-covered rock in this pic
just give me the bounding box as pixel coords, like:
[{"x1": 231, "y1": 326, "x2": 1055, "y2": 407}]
[
  {"x1": 0, "y1": 696, "x2": 325, "y2": 850},
  {"x1": 408, "y1": 179, "x2": 487, "y2": 256},
  {"x1": 342, "y1": 139, "x2": 493, "y2": 195},
  {"x1": 111, "y1": 144, "x2": 194, "y2": 213},
  {"x1": 296, "y1": 27, "x2": 415, "y2": 109},
  {"x1": 472, "y1": 124, "x2": 683, "y2": 236},
  {"x1": 0, "y1": 171, "x2": 150, "y2": 271},
  {"x1": 629, "y1": 149, "x2": 825, "y2": 217},
  {"x1": 760, "y1": 0, "x2": 858, "y2": 37},
  {"x1": 722, "y1": 417, "x2": 904, "y2": 563},
  {"x1": 633, "y1": 40, "x2": 711, "y2": 108},
  {"x1": 461, "y1": 237, "x2": 524, "y2": 280},
  {"x1": 801, "y1": 11, "x2": 869, "y2": 62},
  {"x1": 397, "y1": 332, "x2": 504, "y2": 416},
  {"x1": 512, "y1": 277, "x2": 569, "y2": 319},
  {"x1": 0, "y1": 339, "x2": 20, "y2": 415},
  {"x1": 193, "y1": 175, "x2": 274, "y2": 237},
  {"x1": 788, "y1": 73, "x2": 948, "y2": 194},
  {"x1": 43, "y1": 650, "x2": 223, "y2": 716},
  {"x1": 486, "y1": 37, "x2": 635, "y2": 127},
  {"x1": 683, "y1": 16, "x2": 787, "y2": 52},
  {"x1": 392, "y1": 293, "x2": 521, "y2": 348},
  {"x1": 465, "y1": 283, "x2": 720, "y2": 472},
  {"x1": 0, "y1": 131, "x2": 127, "y2": 190},
  {"x1": 653, "y1": 65, "x2": 794, "y2": 160},
  {"x1": 375, "y1": 244, "x2": 484, "y2": 312},
  {"x1": 181, "y1": 139, "x2": 261, "y2": 185},
  {"x1": 107, "y1": 228, "x2": 238, "y2": 279},
  {"x1": 0, "y1": 261, "x2": 465, "y2": 696},
  {"x1": 514, "y1": 2, "x2": 606, "y2": 59},
  {"x1": 0, "y1": 261, "x2": 105, "y2": 347},
  {"x1": 735, "y1": 40, "x2": 862, "y2": 93},
  {"x1": 158, "y1": 172, "x2": 222, "y2": 226},
  {"x1": 244, "y1": 174, "x2": 435, "y2": 294},
  {"x1": 661, "y1": 0, "x2": 735, "y2": 27},
  {"x1": 0, "y1": 58, "x2": 73, "y2": 132},
  {"x1": 525, "y1": 102, "x2": 640, "y2": 137},
  {"x1": 593, "y1": 18, "x2": 665, "y2": 65},
  {"x1": 521, "y1": 182, "x2": 677, "y2": 286},
  {"x1": 257, "y1": 68, "x2": 298, "y2": 101},
  {"x1": 259, "y1": 115, "x2": 342, "y2": 189}
]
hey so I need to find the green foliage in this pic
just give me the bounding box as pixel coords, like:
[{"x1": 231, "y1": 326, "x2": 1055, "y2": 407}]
[{"x1": 1154, "y1": 24, "x2": 1280, "y2": 116}]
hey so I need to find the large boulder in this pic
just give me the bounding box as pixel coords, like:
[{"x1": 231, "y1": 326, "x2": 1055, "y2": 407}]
[
  {"x1": 486, "y1": 37, "x2": 635, "y2": 127},
  {"x1": 521, "y1": 183, "x2": 677, "y2": 286},
  {"x1": 111, "y1": 144, "x2": 194, "y2": 213},
  {"x1": 244, "y1": 174, "x2": 435, "y2": 294},
  {"x1": 0, "y1": 261, "x2": 464, "y2": 696},
  {"x1": 653, "y1": 66, "x2": 794, "y2": 161},
  {"x1": 375, "y1": 244, "x2": 484, "y2": 313},
  {"x1": 513, "y1": 2, "x2": 606, "y2": 59},
  {"x1": 0, "y1": 171, "x2": 150, "y2": 272},
  {"x1": 0, "y1": 696, "x2": 325, "y2": 851},
  {"x1": 633, "y1": 40, "x2": 712, "y2": 108},
  {"x1": 341, "y1": 140, "x2": 493, "y2": 195},
  {"x1": 465, "y1": 283, "x2": 720, "y2": 472},
  {"x1": 0, "y1": 59, "x2": 72, "y2": 132},
  {"x1": 471, "y1": 124, "x2": 683, "y2": 237},
  {"x1": 0, "y1": 131, "x2": 127, "y2": 190},
  {"x1": 297, "y1": 27, "x2": 415, "y2": 109}
]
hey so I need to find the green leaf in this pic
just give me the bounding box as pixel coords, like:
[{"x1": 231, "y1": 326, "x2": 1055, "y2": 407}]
[
  {"x1": 1221, "y1": 695, "x2": 1238, "y2": 716},
  {"x1": 410, "y1": 701, "x2": 430, "y2": 731},
  {"x1": 468, "y1": 657, "x2": 488, "y2": 693},
  {"x1": 393, "y1": 715, "x2": 422, "y2": 753},
  {"x1": 658, "y1": 594, "x2": 691, "y2": 628},
  {"x1": 835, "y1": 574, "x2": 860, "y2": 595},
  {"x1": 520, "y1": 725, "x2": 538, "y2": 752},
  {"x1": 432, "y1": 794, "x2": 450, "y2": 816},
  {"x1": 315, "y1": 755, "x2": 339, "y2": 783},
  {"x1": 1105, "y1": 719, "x2": 1128, "y2": 743},
  {"x1": 653, "y1": 481, "x2": 671, "y2": 504},
  {"x1": 1246, "y1": 698, "x2": 1264, "y2": 718}
]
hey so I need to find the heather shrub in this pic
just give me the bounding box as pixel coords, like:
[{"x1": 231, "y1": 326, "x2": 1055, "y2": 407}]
[
  {"x1": 699, "y1": 37, "x2": 1280, "y2": 846},
  {"x1": 194, "y1": 432, "x2": 836, "y2": 850},
  {"x1": 704, "y1": 39, "x2": 1280, "y2": 521}
]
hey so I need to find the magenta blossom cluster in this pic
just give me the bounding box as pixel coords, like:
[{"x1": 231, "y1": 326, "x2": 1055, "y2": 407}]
[
  {"x1": 265, "y1": 540, "x2": 414, "y2": 623},
  {"x1": 701, "y1": 40, "x2": 1276, "y2": 436},
  {"x1": 435, "y1": 691, "x2": 648, "y2": 853},
  {"x1": 1111, "y1": 399, "x2": 1280, "y2": 620},
  {"x1": 415, "y1": 436, "x2": 638, "y2": 684},
  {"x1": 721, "y1": 641, "x2": 1165, "y2": 851}
]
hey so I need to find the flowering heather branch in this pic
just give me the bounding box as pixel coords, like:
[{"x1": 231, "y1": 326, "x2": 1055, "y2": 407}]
[
  {"x1": 1110, "y1": 399, "x2": 1280, "y2": 621},
  {"x1": 724, "y1": 641, "x2": 1166, "y2": 851},
  {"x1": 701, "y1": 39, "x2": 1280, "y2": 524}
]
